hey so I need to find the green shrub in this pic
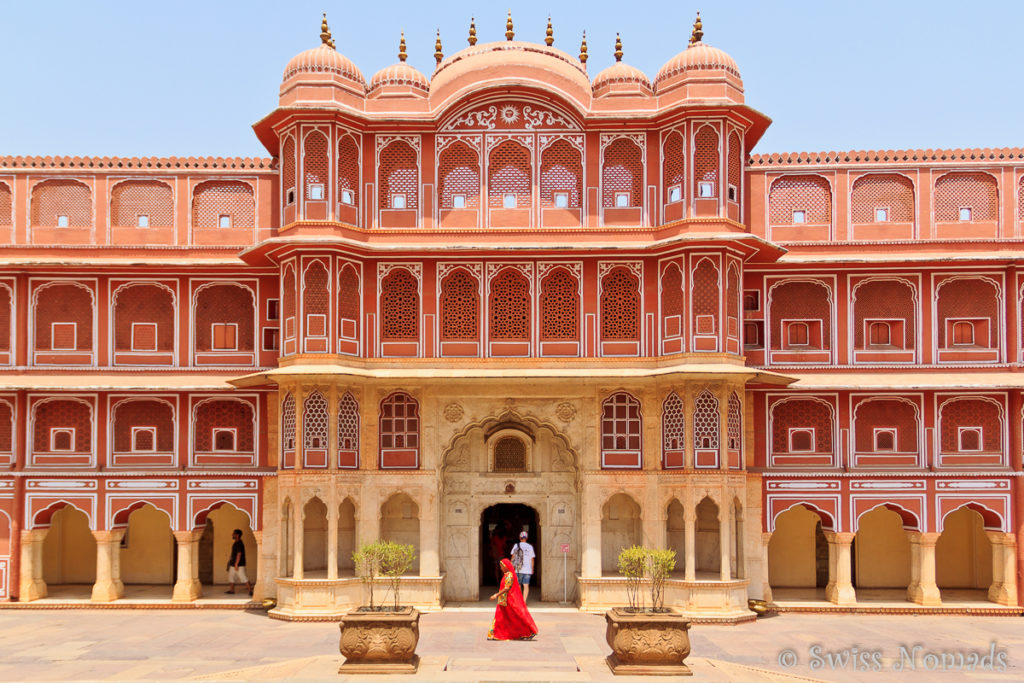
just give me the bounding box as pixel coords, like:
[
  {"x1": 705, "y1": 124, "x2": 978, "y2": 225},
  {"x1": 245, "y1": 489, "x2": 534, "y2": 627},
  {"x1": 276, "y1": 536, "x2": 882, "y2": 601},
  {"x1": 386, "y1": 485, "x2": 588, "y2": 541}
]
[
  {"x1": 617, "y1": 545, "x2": 647, "y2": 612},
  {"x1": 352, "y1": 540, "x2": 417, "y2": 611}
]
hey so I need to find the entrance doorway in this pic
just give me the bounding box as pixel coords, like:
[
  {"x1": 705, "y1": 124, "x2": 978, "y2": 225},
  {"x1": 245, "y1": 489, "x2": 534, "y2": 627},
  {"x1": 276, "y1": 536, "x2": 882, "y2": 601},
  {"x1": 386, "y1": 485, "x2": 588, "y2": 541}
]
[{"x1": 480, "y1": 504, "x2": 540, "y2": 592}]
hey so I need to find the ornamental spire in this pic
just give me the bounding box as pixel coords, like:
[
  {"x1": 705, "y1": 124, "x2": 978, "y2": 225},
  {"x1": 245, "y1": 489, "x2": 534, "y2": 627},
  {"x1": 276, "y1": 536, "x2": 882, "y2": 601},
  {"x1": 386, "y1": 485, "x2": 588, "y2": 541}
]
[
  {"x1": 505, "y1": 10, "x2": 515, "y2": 41},
  {"x1": 320, "y1": 13, "x2": 335, "y2": 49},
  {"x1": 545, "y1": 16, "x2": 553, "y2": 46},
  {"x1": 434, "y1": 29, "x2": 444, "y2": 65},
  {"x1": 579, "y1": 31, "x2": 588, "y2": 67},
  {"x1": 398, "y1": 32, "x2": 407, "y2": 62},
  {"x1": 468, "y1": 17, "x2": 477, "y2": 46},
  {"x1": 690, "y1": 11, "x2": 703, "y2": 45},
  {"x1": 614, "y1": 33, "x2": 623, "y2": 62}
]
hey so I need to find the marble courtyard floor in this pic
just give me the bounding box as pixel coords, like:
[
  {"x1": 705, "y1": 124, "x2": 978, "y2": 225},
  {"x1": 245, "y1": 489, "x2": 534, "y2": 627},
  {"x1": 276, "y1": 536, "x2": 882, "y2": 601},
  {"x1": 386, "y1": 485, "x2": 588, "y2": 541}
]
[{"x1": 0, "y1": 605, "x2": 1020, "y2": 682}]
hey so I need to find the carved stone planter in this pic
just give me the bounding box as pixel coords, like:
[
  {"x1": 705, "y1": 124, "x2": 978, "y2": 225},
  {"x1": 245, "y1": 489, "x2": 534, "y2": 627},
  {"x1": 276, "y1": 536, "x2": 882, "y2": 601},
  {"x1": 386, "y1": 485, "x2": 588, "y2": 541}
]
[
  {"x1": 605, "y1": 607, "x2": 692, "y2": 676},
  {"x1": 338, "y1": 607, "x2": 420, "y2": 673}
]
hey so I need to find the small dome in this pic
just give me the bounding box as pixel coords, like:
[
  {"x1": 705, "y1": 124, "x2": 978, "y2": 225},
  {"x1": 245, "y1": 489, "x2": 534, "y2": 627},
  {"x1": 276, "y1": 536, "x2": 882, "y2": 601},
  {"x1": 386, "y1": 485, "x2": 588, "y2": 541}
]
[
  {"x1": 592, "y1": 62, "x2": 652, "y2": 97},
  {"x1": 655, "y1": 42, "x2": 741, "y2": 86},
  {"x1": 282, "y1": 44, "x2": 366, "y2": 86},
  {"x1": 368, "y1": 62, "x2": 429, "y2": 95},
  {"x1": 591, "y1": 34, "x2": 652, "y2": 98}
]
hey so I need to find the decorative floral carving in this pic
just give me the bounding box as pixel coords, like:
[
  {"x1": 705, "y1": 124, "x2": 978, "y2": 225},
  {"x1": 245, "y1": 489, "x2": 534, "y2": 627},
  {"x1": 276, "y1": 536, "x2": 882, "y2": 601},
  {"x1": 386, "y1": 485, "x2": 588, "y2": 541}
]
[
  {"x1": 443, "y1": 103, "x2": 578, "y2": 131},
  {"x1": 339, "y1": 610, "x2": 420, "y2": 669},
  {"x1": 555, "y1": 401, "x2": 577, "y2": 423},
  {"x1": 443, "y1": 402, "x2": 464, "y2": 423},
  {"x1": 605, "y1": 609, "x2": 692, "y2": 674}
]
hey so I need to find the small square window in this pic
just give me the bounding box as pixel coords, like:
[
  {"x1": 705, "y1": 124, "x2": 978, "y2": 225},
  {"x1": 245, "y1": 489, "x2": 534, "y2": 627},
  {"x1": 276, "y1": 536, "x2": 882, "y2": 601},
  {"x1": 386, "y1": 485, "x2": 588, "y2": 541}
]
[
  {"x1": 873, "y1": 428, "x2": 897, "y2": 452},
  {"x1": 266, "y1": 299, "x2": 280, "y2": 321},
  {"x1": 958, "y1": 427, "x2": 982, "y2": 452},
  {"x1": 213, "y1": 429, "x2": 236, "y2": 452},
  {"x1": 391, "y1": 193, "x2": 407, "y2": 209},
  {"x1": 56, "y1": 215, "x2": 69, "y2": 228},
  {"x1": 727, "y1": 184, "x2": 737, "y2": 201},
  {"x1": 308, "y1": 184, "x2": 325, "y2": 200},
  {"x1": 131, "y1": 427, "x2": 156, "y2": 452},
  {"x1": 554, "y1": 192, "x2": 569, "y2": 208},
  {"x1": 698, "y1": 182, "x2": 715, "y2": 198},
  {"x1": 340, "y1": 189, "x2": 354, "y2": 205},
  {"x1": 792, "y1": 210, "x2": 806, "y2": 224},
  {"x1": 212, "y1": 323, "x2": 238, "y2": 351},
  {"x1": 286, "y1": 189, "x2": 296, "y2": 205},
  {"x1": 667, "y1": 186, "x2": 682, "y2": 203},
  {"x1": 218, "y1": 214, "x2": 232, "y2": 228},
  {"x1": 50, "y1": 428, "x2": 74, "y2": 452},
  {"x1": 262, "y1": 327, "x2": 280, "y2": 352},
  {"x1": 503, "y1": 193, "x2": 517, "y2": 209},
  {"x1": 875, "y1": 207, "x2": 889, "y2": 222},
  {"x1": 137, "y1": 215, "x2": 150, "y2": 228},
  {"x1": 958, "y1": 207, "x2": 972, "y2": 221},
  {"x1": 451, "y1": 194, "x2": 466, "y2": 209},
  {"x1": 614, "y1": 192, "x2": 630, "y2": 208}
]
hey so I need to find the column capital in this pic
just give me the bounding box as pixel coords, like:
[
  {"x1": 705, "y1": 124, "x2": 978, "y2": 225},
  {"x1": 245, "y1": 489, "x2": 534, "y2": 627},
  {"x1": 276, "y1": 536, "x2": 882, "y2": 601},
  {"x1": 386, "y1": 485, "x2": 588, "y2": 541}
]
[
  {"x1": 173, "y1": 529, "x2": 203, "y2": 543},
  {"x1": 761, "y1": 531, "x2": 773, "y2": 545},
  {"x1": 92, "y1": 529, "x2": 125, "y2": 543},
  {"x1": 916, "y1": 531, "x2": 941, "y2": 547},
  {"x1": 832, "y1": 531, "x2": 855, "y2": 544}
]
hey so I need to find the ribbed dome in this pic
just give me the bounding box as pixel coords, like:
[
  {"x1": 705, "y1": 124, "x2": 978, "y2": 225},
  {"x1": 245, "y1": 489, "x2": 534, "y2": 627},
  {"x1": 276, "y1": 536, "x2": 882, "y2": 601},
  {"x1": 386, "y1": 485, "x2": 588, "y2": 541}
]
[
  {"x1": 368, "y1": 62, "x2": 429, "y2": 95},
  {"x1": 592, "y1": 62, "x2": 652, "y2": 97},
  {"x1": 282, "y1": 44, "x2": 366, "y2": 87},
  {"x1": 655, "y1": 42, "x2": 741, "y2": 88}
]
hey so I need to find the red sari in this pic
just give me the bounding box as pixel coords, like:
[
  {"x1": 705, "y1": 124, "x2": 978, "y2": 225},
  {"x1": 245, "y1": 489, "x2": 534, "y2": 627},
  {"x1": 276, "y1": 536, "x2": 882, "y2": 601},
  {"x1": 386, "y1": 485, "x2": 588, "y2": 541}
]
[{"x1": 488, "y1": 559, "x2": 538, "y2": 640}]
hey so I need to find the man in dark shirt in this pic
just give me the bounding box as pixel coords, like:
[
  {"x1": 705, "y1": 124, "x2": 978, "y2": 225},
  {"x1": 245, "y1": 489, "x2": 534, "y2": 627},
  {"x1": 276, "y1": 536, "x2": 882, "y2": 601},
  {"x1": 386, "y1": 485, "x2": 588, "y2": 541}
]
[{"x1": 225, "y1": 528, "x2": 251, "y2": 596}]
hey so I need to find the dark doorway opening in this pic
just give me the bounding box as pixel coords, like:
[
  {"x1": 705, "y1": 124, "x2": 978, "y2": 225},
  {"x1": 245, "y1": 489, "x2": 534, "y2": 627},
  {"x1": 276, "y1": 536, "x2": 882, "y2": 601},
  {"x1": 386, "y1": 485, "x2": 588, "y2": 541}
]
[{"x1": 480, "y1": 503, "x2": 540, "y2": 592}]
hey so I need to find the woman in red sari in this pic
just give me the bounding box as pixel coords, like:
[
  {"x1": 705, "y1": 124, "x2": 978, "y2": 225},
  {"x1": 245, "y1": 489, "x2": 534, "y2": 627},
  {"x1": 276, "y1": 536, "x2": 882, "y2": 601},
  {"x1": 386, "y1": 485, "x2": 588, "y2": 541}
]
[{"x1": 487, "y1": 558, "x2": 538, "y2": 640}]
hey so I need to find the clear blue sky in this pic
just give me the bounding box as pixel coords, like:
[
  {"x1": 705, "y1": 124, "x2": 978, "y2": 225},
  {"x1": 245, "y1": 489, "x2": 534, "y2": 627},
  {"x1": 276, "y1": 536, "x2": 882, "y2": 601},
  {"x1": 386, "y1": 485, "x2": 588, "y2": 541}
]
[{"x1": 0, "y1": 0, "x2": 1020, "y2": 157}]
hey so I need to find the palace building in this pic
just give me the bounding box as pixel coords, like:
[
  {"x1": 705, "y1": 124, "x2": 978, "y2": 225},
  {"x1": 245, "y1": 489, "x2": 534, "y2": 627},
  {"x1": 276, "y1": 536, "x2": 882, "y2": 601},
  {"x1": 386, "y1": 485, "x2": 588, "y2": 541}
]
[{"x1": 0, "y1": 13, "x2": 1020, "y2": 621}]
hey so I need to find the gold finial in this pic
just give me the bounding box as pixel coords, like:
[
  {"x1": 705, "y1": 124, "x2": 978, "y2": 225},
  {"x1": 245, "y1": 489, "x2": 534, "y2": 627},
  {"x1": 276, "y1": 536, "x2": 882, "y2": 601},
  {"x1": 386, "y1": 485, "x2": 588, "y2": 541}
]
[
  {"x1": 398, "y1": 31, "x2": 407, "y2": 62},
  {"x1": 320, "y1": 13, "x2": 335, "y2": 48},
  {"x1": 614, "y1": 33, "x2": 623, "y2": 62},
  {"x1": 545, "y1": 16, "x2": 553, "y2": 46},
  {"x1": 468, "y1": 17, "x2": 477, "y2": 46},
  {"x1": 579, "y1": 30, "x2": 588, "y2": 66},
  {"x1": 506, "y1": 10, "x2": 515, "y2": 41},
  {"x1": 434, "y1": 29, "x2": 444, "y2": 65},
  {"x1": 690, "y1": 11, "x2": 703, "y2": 45}
]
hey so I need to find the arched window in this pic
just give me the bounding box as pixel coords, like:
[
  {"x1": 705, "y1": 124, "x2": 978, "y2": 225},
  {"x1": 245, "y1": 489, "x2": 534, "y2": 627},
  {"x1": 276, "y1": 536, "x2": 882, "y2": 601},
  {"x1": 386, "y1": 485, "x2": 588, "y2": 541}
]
[
  {"x1": 438, "y1": 141, "x2": 481, "y2": 212},
  {"x1": 769, "y1": 280, "x2": 832, "y2": 356},
  {"x1": 112, "y1": 283, "x2": 174, "y2": 359},
  {"x1": 726, "y1": 263, "x2": 740, "y2": 345},
  {"x1": 660, "y1": 263, "x2": 685, "y2": 347},
  {"x1": 691, "y1": 259, "x2": 720, "y2": 341},
  {"x1": 282, "y1": 265, "x2": 297, "y2": 344},
  {"x1": 488, "y1": 140, "x2": 532, "y2": 211},
  {"x1": 379, "y1": 392, "x2": 419, "y2": 469},
  {"x1": 852, "y1": 278, "x2": 916, "y2": 353},
  {"x1": 110, "y1": 180, "x2": 173, "y2": 228},
  {"x1": 337, "y1": 264, "x2": 360, "y2": 351},
  {"x1": 600, "y1": 267, "x2": 640, "y2": 343},
  {"x1": 770, "y1": 398, "x2": 834, "y2": 463},
  {"x1": 768, "y1": 175, "x2": 832, "y2": 226},
  {"x1": 192, "y1": 180, "x2": 255, "y2": 229},
  {"x1": 337, "y1": 391, "x2": 359, "y2": 468},
  {"x1": 693, "y1": 390, "x2": 720, "y2": 467},
  {"x1": 194, "y1": 284, "x2": 255, "y2": 363},
  {"x1": 378, "y1": 140, "x2": 419, "y2": 214},
  {"x1": 302, "y1": 261, "x2": 329, "y2": 352},
  {"x1": 0, "y1": 181, "x2": 11, "y2": 227},
  {"x1": 280, "y1": 393, "x2": 296, "y2": 468},
  {"x1": 662, "y1": 132, "x2": 685, "y2": 204},
  {"x1": 936, "y1": 277, "x2": 998, "y2": 352},
  {"x1": 693, "y1": 126, "x2": 719, "y2": 199},
  {"x1": 493, "y1": 436, "x2": 526, "y2": 472},
  {"x1": 281, "y1": 137, "x2": 297, "y2": 203},
  {"x1": 727, "y1": 131, "x2": 743, "y2": 203},
  {"x1": 33, "y1": 282, "x2": 93, "y2": 356},
  {"x1": 112, "y1": 399, "x2": 174, "y2": 459},
  {"x1": 302, "y1": 390, "x2": 329, "y2": 467},
  {"x1": 727, "y1": 392, "x2": 742, "y2": 453},
  {"x1": 662, "y1": 392, "x2": 685, "y2": 468},
  {"x1": 851, "y1": 174, "x2": 914, "y2": 223},
  {"x1": 602, "y1": 138, "x2": 643, "y2": 208},
  {"x1": 31, "y1": 179, "x2": 91, "y2": 228},
  {"x1": 439, "y1": 269, "x2": 480, "y2": 343},
  {"x1": 337, "y1": 134, "x2": 360, "y2": 209},
  {"x1": 601, "y1": 392, "x2": 642, "y2": 468},
  {"x1": 540, "y1": 140, "x2": 582, "y2": 209},
  {"x1": 303, "y1": 131, "x2": 329, "y2": 201},
  {"x1": 380, "y1": 269, "x2": 419, "y2": 342},
  {"x1": 935, "y1": 172, "x2": 998, "y2": 222},
  {"x1": 539, "y1": 268, "x2": 580, "y2": 345},
  {"x1": 488, "y1": 268, "x2": 530, "y2": 342},
  {"x1": 193, "y1": 398, "x2": 255, "y2": 464}
]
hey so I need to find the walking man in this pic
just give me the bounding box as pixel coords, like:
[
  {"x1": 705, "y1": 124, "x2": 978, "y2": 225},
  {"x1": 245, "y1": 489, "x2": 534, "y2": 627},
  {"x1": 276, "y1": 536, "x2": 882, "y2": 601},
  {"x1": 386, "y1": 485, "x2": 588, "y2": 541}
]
[
  {"x1": 225, "y1": 528, "x2": 252, "y2": 596},
  {"x1": 510, "y1": 530, "x2": 536, "y2": 602}
]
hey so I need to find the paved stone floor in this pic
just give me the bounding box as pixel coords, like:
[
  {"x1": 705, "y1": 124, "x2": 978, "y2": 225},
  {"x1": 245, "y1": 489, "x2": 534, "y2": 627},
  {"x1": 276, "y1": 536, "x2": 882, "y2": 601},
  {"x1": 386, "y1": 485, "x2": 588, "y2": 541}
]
[{"x1": 0, "y1": 606, "x2": 1020, "y2": 682}]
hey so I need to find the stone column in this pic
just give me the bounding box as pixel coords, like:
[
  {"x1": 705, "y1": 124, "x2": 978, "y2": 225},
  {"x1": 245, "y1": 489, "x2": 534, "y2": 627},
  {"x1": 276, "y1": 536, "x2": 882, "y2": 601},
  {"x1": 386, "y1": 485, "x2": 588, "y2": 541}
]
[
  {"x1": 110, "y1": 529, "x2": 125, "y2": 598},
  {"x1": 294, "y1": 386, "x2": 306, "y2": 471},
  {"x1": 683, "y1": 385, "x2": 695, "y2": 470},
  {"x1": 252, "y1": 530, "x2": 269, "y2": 602},
  {"x1": 683, "y1": 506, "x2": 696, "y2": 581},
  {"x1": 907, "y1": 532, "x2": 941, "y2": 606},
  {"x1": 717, "y1": 386, "x2": 729, "y2": 471},
  {"x1": 761, "y1": 532, "x2": 774, "y2": 602},
  {"x1": 719, "y1": 502, "x2": 732, "y2": 581},
  {"x1": 172, "y1": 530, "x2": 203, "y2": 601},
  {"x1": 91, "y1": 530, "x2": 124, "y2": 602},
  {"x1": 824, "y1": 531, "x2": 856, "y2": 605},
  {"x1": 293, "y1": 502, "x2": 305, "y2": 580},
  {"x1": 581, "y1": 491, "x2": 602, "y2": 578},
  {"x1": 18, "y1": 529, "x2": 48, "y2": 601},
  {"x1": 987, "y1": 532, "x2": 1018, "y2": 606},
  {"x1": 419, "y1": 494, "x2": 440, "y2": 577},
  {"x1": 327, "y1": 506, "x2": 339, "y2": 580}
]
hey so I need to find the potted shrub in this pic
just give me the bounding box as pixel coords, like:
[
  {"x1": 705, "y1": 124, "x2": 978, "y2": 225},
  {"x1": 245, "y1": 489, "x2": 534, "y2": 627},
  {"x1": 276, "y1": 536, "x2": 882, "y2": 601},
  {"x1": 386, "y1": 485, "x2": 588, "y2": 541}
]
[
  {"x1": 338, "y1": 540, "x2": 420, "y2": 673},
  {"x1": 605, "y1": 546, "x2": 692, "y2": 676}
]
